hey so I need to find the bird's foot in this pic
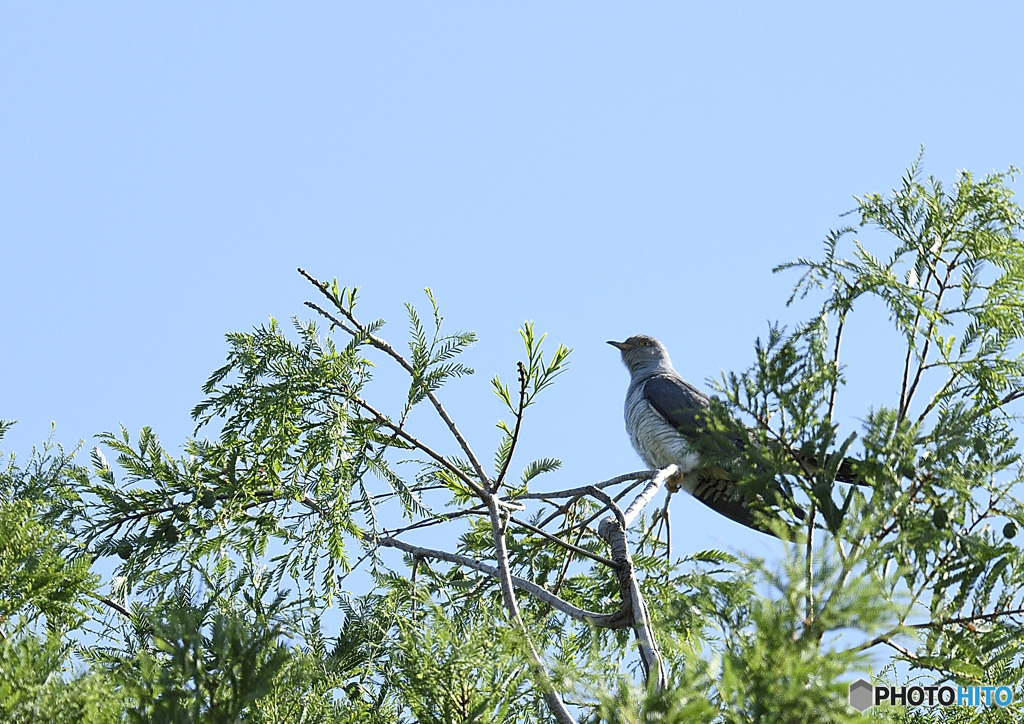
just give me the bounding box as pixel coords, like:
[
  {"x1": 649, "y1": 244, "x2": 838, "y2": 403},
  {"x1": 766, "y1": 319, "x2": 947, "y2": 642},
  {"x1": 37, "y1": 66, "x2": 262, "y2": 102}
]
[{"x1": 665, "y1": 469, "x2": 685, "y2": 493}]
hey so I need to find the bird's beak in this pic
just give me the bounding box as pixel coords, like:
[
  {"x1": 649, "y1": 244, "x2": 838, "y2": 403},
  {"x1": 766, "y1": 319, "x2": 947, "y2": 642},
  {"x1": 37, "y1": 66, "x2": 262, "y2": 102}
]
[{"x1": 607, "y1": 340, "x2": 632, "y2": 350}]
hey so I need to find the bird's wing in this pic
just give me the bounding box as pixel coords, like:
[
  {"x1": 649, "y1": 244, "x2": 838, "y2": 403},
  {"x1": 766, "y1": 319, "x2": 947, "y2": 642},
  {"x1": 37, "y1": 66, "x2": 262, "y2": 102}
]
[
  {"x1": 641, "y1": 374, "x2": 711, "y2": 434},
  {"x1": 643, "y1": 375, "x2": 748, "y2": 450},
  {"x1": 794, "y1": 450, "x2": 863, "y2": 484},
  {"x1": 644, "y1": 374, "x2": 863, "y2": 484},
  {"x1": 644, "y1": 375, "x2": 803, "y2": 536}
]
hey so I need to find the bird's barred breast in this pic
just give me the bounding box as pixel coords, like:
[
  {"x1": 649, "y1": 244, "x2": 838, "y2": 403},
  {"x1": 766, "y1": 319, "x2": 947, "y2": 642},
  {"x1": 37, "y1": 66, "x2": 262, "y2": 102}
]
[{"x1": 625, "y1": 388, "x2": 700, "y2": 475}]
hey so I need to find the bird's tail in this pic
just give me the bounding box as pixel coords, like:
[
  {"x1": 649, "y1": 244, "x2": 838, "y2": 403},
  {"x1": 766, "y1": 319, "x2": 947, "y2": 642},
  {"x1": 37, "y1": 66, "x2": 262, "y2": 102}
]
[
  {"x1": 836, "y1": 457, "x2": 861, "y2": 485},
  {"x1": 798, "y1": 453, "x2": 866, "y2": 486}
]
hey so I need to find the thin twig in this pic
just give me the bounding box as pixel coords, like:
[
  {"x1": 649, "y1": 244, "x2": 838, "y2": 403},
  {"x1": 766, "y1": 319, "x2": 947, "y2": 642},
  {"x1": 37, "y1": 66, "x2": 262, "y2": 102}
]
[
  {"x1": 909, "y1": 606, "x2": 1024, "y2": 629},
  {"x1": 550, "y1": 512, "x2": 586, "y2": 598},
  {"x1": 352, "y1": 396, "x2": 490, "y2": 500},
  {"x1": 378, "y1": 537, "x2": 622, "y2": 627},
  {"x1": 486, "y1": 490, "x2": 578, "y2": 723},
  {"x1": 551, "y1": 478, "x2": 651, "y2": 539},
  {"x1": 367, "y1": 483, "x2": 447, "y2": 502},
  {"x1": 519, "y1": 470, "x2": 655, "y2": 501},
  {"x1": 97, "y1": 595, "x2": 133, "y2": 620},
  {"x1": 380, "y1": 505, "x2": 486, "y2": 539},
  {"x1": 827, "y1": 312, "x2": 846, "y2": 423},
  {"x1": 663, "y1": 493, "x2": 672, "y2": 565},
  {"x1": 900, "y1": 258, "x2": 960, "y2": 421},
  {"x1": 1000, "y1": 389, "x2": 1024, "y2": 406},
  {"x1": 508, "y1": 515, "x2": 617, "y2": 568},
  {"x1": 805, "y1": 502, "x2": 816, "y2": 625},
  {"x1": 299, "y1": 268, "x2": 494, "y2": 490},
  {"x1": 880, "y1": 638, "x2": 920, "y2": 661},
  {"x1": 494, "y1": 361, "x2": 528, "y2": 493},
  {"x1": 410, "y1": 556, "x2": 420, "y2": 618},
  {"x1": 587, "y1": 486, "x2": 626, "y2": 529},
  {"x1": 621, "y1": 465, "x2": 677, "y2": 528},
  {"x1": 302, "y1": 300, "x2": 359, "y2": 337}
]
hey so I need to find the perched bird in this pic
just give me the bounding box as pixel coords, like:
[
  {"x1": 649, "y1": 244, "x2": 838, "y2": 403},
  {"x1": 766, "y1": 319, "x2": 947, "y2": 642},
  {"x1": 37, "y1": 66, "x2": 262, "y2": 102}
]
[{"x1": 608, "y1": 334, "x2": 858, "y2": 536}]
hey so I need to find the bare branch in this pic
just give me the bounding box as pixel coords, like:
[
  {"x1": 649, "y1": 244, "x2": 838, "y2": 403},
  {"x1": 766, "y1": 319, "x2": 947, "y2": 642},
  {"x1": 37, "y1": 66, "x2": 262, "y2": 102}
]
[
  {"x1": 880, "y1": 638, "x2": 920, "y2": 662},
  {"x1": 622, "y1": 465, "x2": 677, "y2": 528},
  {"x1": 1000, "y1": 389, "x2": 1024, "y2": 406},
  {"x1": 549, "y1": 478, "x2": 651, "y2": 539},
  {"x1": 805, "y1": 502, "x2": 816, "y2": 624},
  {"x1": 96, "y1": 595, "x2": 133, "y2": 621},
  {"x1": 483, "y1": 495, "x2": 578, "y2": 723},
  {"x1": 909, "y1": 606, "x2": 1024, "y2": 629},
  {"x1": 597, "y1": 501, "x2": 666, "y2": 690},
  {"x1": 588, "y1": 486, "x2": 626, "y2": 529},
  {"x1": 663, "y1": 494, "x2": 672, "y2": 564},
  {"x1": 377, "y1": 537, "x2": 624, "y2": 628},
  {"x1": 550, "y1": 516, "x2": 587, "y2": 599},
  {"x1": 302, "y1": 300, "x2": 359, "y2": 338},
  {"x1": 508, "y1": 515, "x2": 617, "y2": 569},
  {"x1": 381, "y1": 506, "x2": 487, "y2": 539},
  {"x1": 827, "y1": 312, "x2": 846, "y2": 423},
  {"x1": 518, "y1": 470, "x2": 655, "y2": 501},
  {"x1": 352, "y1": 396, "x2": 490, "y2": 501}
]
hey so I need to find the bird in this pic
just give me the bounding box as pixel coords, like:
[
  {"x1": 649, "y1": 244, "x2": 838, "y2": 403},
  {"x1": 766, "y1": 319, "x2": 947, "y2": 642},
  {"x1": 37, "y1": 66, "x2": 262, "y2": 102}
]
[{"x1": 608, "y1": 334, "x2": 859, "y2": 536}]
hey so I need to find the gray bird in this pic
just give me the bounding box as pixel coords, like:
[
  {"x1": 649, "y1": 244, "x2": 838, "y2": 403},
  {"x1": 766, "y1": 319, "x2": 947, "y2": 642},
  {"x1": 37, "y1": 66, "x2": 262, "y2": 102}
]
[{"x1": 609, "y1": 334, "x2": 857, "y2": 536}]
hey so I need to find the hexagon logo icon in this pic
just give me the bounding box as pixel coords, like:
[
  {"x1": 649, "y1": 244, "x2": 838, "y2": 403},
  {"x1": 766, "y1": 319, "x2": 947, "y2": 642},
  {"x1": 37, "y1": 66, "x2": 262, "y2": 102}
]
[{"x1": 849, "y1": 678, "x2": 874, "y2": 712}]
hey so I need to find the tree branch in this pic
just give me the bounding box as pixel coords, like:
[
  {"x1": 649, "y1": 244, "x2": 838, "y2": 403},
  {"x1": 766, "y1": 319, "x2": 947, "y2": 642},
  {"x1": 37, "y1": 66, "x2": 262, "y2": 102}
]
[
  {"x1": 494, "y1": 361, "x2": 528, "y2": 493},
  {"x1": 621, "y1": 465, "x2": 677, "y2": 528},
  {"x1": 483, "y1": 495, "x2": 577, "y2": 723},
  {"x1": 909, "y1": 606, "x2": 1024, "y2": 629},
  {"x1": 377, "y1": 537, "x2": 626, "y2": 628},
  {"x1": 299, "y1": 268, "x2": 494, "y2": 490},
  {"x1": 351, "y1": 396, "x2": 518, "y2": 508},
  {"x1": 90, "y1": 592, "x2": 133, "y2": 621},
  {"x1": 508, "y1": 515, "x2": 617, "y2": 569},
  {"x1": 518, "y1": 470, "x2": 656, "y2": 501},
  {"x1": 597, "y1": 499, "x2": 666, "y2": 690},
  {"x1": 549, "y1": 479, "x2": 652, "y2": 540},
  {"x1": 827, "y1": 311, "x2": 846, "y2": 423}
]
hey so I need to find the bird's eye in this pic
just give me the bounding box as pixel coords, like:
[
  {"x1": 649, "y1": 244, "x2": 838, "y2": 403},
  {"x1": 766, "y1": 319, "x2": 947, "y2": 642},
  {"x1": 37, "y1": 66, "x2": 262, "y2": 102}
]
[{"x1": 640, "y1": 340, "x2": 650, "y2": 347}]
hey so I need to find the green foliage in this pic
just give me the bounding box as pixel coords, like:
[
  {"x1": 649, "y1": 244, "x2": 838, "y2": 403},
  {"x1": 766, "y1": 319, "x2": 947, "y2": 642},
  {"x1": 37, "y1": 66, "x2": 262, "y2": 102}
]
[
  {"x1": 4, "y1": 157, "x2": 1024, "y2": 722},
  {"x1": 585, "y1": 666, "x2": 719, "y2": 724},
  {"x1": 0, "y1": 632, "x2": 126, "y2": 724},
  {"x1": 405, "y1": 289, "x2": 477, "y2": 409},
  {"x1": 0, "y1": 431, "x2": 116, "y2": 722},
  {"x1": 0, "y1": 497, "x2": 98, "y2": 636},
  {"x1": 115, "y1": 599, "x2": 291, "y2": 724},
  {"x1": 392, "y1": 602, "x2": 531, "y2": 724},
  {"x1": 714, "y1": 547, "x2": 893, "y2": 723},
  {"x1": 768, "y1": 157, "x2": 1024, "y2": 689}
]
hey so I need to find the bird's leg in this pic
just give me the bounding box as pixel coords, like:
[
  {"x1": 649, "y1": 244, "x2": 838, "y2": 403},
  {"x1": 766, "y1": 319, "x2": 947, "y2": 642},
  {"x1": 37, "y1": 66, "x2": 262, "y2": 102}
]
[{"x1": 665, "y1": 468, "x2": 685, "y2": 493}]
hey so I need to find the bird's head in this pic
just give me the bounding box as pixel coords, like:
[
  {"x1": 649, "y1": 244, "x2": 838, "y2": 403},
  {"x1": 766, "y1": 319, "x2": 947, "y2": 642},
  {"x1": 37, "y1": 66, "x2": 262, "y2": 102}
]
[{"x1": 607, "y1": 335, "x2": 672, "y2": 373}]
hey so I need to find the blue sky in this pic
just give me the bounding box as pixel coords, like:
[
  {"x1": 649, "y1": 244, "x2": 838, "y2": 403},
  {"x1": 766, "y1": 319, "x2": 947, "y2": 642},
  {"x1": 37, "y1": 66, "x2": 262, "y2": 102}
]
[{"x1": 3, "y1": 3, "x2": 1024, "y2": 575}]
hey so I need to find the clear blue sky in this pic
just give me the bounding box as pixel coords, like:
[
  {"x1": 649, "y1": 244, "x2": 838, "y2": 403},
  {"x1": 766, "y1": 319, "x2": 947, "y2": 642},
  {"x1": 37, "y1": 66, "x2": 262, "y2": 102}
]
[{"x1": 3, "y1": 3, "x2": 1023, "y2": 560}]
